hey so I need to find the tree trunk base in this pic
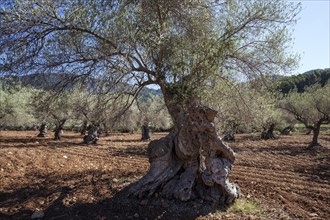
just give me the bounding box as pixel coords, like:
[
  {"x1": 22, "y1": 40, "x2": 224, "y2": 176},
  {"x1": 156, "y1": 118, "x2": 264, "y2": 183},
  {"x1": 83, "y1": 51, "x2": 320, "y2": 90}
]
[
  {"x1": 129, "y1": 103, "x2": 240, "y2": 206},
  {"x1": 129, "y1": 124, "x2": 240, "y2": 205},
  {"x1": 54, "y1": 129, "x2": 63, "y2": 140},
  {"x1": 307, "y1": 143, "x2": 322, "y2": 152},
  {"x1": 261, "y1": 131, "x2": 276, "y2": 140},
  {"x1": 37, "y1": 123, "x2": 47, "y2": 137},
  {"x1": 141, "y1": 123, "x2": 150, "y2": 141},
  {"x1": 83, "y1": 125, "x2": 99, "y2": 144}
]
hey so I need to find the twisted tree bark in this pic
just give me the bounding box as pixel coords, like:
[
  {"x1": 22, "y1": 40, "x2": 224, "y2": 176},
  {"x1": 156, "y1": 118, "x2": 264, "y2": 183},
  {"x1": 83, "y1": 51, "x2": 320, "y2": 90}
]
[{"x1": 129, "y1": 95, "x2": 239, "y2": 205}]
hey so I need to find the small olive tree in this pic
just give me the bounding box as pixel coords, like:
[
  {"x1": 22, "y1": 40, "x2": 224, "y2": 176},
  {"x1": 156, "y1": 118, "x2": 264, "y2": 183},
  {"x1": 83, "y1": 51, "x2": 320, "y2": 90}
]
[
  {"x1": 279, "y1": 84, "x2": 330, "y2": 148},
  {"x1": 252, "y1": 92, "x2": 286, "y2": 140}
]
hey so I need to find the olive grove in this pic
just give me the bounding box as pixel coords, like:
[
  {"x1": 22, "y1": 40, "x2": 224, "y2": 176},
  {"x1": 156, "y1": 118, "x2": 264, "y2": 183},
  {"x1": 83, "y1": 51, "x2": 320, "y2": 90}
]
[{"x1": 0, "y1": 0, "x2": 300, "y2": 205}]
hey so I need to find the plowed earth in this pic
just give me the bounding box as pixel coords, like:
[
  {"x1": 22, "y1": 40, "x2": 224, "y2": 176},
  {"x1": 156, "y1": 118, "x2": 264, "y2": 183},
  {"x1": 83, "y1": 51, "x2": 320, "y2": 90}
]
[{"x1": 0, "y1": 131, "x2": 329, "y2": 220}]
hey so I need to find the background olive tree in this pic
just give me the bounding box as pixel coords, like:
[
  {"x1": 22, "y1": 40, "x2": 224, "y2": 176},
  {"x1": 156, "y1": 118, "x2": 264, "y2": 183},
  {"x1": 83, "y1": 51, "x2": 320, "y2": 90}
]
[
  {"x1": 279, "y1": 84, "x2": 330, "y2": 148},
  {"x1": 0, "y1": 80, "x2": 37, "y2": 130},
  {"x1": 32, "y1": 89, "x2": 78, "y2": 140},
  {"x1": 204, "y1": 80, "x2": 286, "y2": 140}
]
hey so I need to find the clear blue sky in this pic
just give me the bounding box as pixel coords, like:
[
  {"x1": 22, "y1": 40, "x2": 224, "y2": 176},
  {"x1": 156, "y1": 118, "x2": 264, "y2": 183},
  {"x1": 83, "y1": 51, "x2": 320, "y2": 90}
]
[{"x1": 291, "y1": 0, "x2": 330, "y2": 74}]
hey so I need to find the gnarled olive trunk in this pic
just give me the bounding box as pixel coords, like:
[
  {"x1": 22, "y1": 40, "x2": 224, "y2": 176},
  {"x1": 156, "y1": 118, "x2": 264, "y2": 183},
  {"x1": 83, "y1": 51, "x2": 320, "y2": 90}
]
[
  {"x1": 37, "y1": 123, "x2": 47, "y2": 137},
  {"x1": 129, "y1": 90, "x2": 239, "y2": 205},
  {"x1": 261, "y1": 123, "x2": 276, "y2": 140},
  {"x1": 309, "y1": 121, "x2": 322, "y2": 148},
  {"x1": 83, "y1": 125, "x2": 99, "y2": 144}
]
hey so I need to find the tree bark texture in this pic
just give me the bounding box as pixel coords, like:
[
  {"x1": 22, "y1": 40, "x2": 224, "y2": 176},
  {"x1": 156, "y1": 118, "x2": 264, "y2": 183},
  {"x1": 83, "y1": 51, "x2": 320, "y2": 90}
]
[{"x1": 129, "y1": 96, "x2": 239, "y2": 205}]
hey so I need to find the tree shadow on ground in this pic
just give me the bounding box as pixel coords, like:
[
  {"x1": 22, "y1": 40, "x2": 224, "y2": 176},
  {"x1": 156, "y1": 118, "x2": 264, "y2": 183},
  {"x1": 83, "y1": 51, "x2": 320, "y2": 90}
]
[
  {"x1": 294, "y1": 146, "x2": 330, "y2": 182},
  {"x1": 44, "y1": 141, "x2": 84, "y2": 148},
  {"x1": 0, "y1": 132, "x2": 110, "y2": 149},
  {"x1": 111, "y1": 145, "x2": 147, "y2": 157},
  {"x1": 93, "y1": 185, "x2": 226, "y2": 220},
  {"x1": 109, "y1": 139, "x2": 144, "y2": 143},
  {"x1": 0, "y1": 139, "x2": 83, "y2": 149},
  {"x1": 231, "y1": 134, "x2": 330, "y2": 157},
  {"x1": 294, "y1": 163, "x2": 330, "y2": 183},
  {"x1": 0, "y1": 171, "x2": 225, "y2": 220},
  {"x1": 231, "y1": 143, "x2": 310, "y2": 157}
]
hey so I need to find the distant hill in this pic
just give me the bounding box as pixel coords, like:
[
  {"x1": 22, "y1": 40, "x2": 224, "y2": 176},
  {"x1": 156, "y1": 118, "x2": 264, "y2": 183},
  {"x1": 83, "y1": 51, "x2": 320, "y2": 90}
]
[
  {"x1": 276, "y1": 68, "x2": 330, "y2": 93},
  {"x1": 19, "y1": 72, "x2": 87, "y2": 90},
  {"x1": 1, "y1": 72, "x2": 163, "y2": 99}
]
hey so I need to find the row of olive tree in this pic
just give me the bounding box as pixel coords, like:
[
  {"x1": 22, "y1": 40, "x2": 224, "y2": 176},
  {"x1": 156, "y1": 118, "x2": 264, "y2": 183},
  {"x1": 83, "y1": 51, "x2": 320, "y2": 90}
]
[
  {"x1": 203, "y1": 79, "x2": 288, "y2": 139},
  {"x1": 0, "y1": 81, "x2": 172, "y2": 135},
  {"x1": 204, "y1": 77, "x2": 330, "y2": 148}
]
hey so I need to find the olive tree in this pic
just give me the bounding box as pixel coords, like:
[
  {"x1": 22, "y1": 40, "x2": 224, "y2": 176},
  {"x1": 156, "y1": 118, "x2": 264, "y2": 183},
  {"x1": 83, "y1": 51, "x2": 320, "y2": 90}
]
[
  {"x1": 204, "y1": 80, "x2": 286, "y2": 140},
  {"x1": 203, "y1": 80, "x2": 252, "y2": 139},
  {"x1": 279, "y1": 84, "x2": 330, "y2": 148},
  {"x1": 252, "y1": 91, "x2": 285, "y2": 139},
  {"x1": 0, "y1": 81, "x2": 37, "y2": 130},
  {"x1": 32, "y1": 90, "x2": 75, "y2": 140},
  {"x1": 145, "y1": 95, "x2": 172, "y2": 131},
  {"x1": 0, "y1": 0, "x2": 300, "y2": 205},
  {"x1": 137, "y1": 94, "x2": 172, "y2": 136}
]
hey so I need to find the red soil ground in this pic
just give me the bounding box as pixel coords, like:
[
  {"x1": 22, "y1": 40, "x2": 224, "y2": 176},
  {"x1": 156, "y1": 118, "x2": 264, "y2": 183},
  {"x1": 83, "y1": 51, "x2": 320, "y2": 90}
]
[{"x1": 0, "y1": 131, "x2": 329, "y2": 219}]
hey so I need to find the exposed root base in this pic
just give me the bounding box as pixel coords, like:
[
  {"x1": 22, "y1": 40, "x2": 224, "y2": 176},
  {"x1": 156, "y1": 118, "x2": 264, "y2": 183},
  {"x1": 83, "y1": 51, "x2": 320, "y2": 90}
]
[{"x1": 128, "y1": 135, "x2": 240, "y2": 204}]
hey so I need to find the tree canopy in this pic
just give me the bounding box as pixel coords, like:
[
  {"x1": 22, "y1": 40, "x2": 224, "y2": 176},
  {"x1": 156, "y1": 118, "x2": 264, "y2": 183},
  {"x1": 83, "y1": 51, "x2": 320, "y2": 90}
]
[{"x1": 1, "y1": 0, "x2": 300, "y2": 101}]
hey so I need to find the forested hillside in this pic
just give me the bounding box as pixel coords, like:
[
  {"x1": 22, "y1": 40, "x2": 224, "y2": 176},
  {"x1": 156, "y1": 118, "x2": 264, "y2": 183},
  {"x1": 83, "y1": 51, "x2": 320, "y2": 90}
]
[{"x1": 276, "y1": 68, "x2": 330, "y2": 93}]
